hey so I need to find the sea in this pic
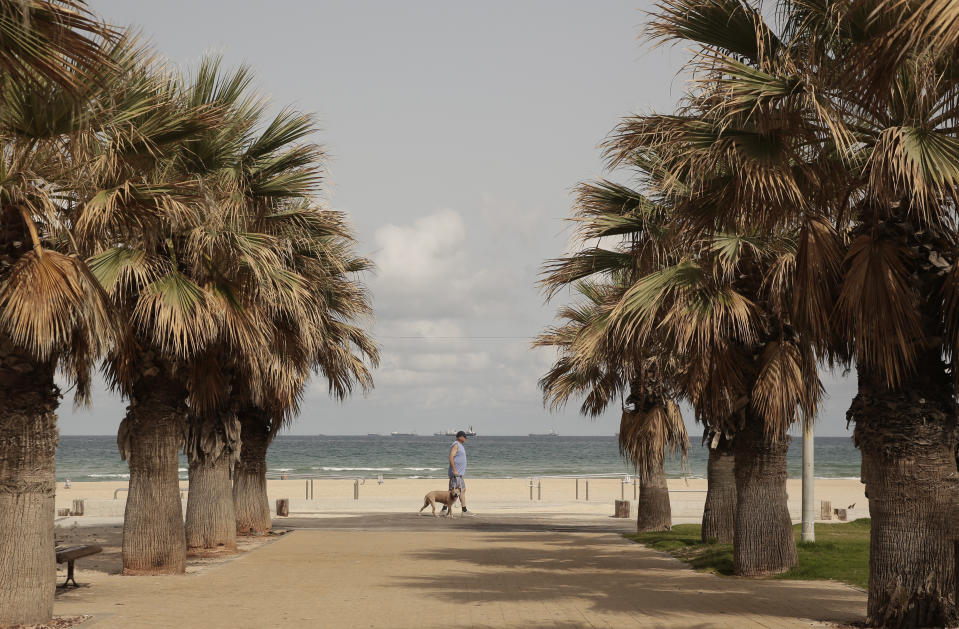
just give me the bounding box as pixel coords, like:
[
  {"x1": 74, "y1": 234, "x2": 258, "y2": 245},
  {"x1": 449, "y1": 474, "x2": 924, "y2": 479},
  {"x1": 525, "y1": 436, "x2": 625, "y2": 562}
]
[{"x1": 54, "y1": 435, "x2": 862, "y2": 482}]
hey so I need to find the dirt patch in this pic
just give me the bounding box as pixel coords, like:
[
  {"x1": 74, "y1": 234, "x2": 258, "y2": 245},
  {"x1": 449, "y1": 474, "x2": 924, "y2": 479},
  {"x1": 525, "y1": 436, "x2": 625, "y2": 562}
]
[
  {"x1": 6, "y1": 615, "x2": 91, "y2": 628},
  {"x1": 53, "y1": 522, "x2": 286, "y2": 578}
]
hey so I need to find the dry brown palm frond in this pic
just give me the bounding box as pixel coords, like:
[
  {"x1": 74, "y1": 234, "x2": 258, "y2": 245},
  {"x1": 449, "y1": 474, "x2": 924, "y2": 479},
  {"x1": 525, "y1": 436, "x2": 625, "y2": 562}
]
[
  {"x1": 184, "y1": 406, "x2": 241, "y2": 466},
  {"x1": 836, "y1": 230, "x2": 920, "y2": 386},
  {"x1": 0, "y1": 248, "x2": 111, "y2": 360},
  {"x1": 131, "y1": 271, "x2": 218, "y2": 360},
  {"x1": 750, "y1": 341, "x2": 822, "y2": 438},
  {"x1": 619, "y1": 399, "x2": 688, "y2": 482},
  {"x1": 789, "y1": 215, "x2": 843, "y2": 350}
]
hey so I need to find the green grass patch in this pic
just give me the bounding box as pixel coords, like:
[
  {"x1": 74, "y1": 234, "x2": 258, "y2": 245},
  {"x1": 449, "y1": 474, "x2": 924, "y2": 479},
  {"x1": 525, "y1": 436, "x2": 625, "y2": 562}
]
[{"x1": 625, "y1": 519, "x2": 870, "y2": 589}]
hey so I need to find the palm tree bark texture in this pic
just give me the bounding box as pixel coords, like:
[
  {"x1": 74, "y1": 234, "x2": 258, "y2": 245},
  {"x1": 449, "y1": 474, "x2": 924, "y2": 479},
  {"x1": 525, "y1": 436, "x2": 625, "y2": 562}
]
[
  {"x1": 233, "y1": 409, "x2": 273, "y2": 536},
  {"x1": 702, "y1": 437, "x2": 736, "y2": 544},
  {"x1": 850, "y1": 363, "x2": 959, "y2": 629},
  {"x1": 185, "y1": 409, "x2": 240, "y2": 553},
  {"x1": 733, "y1": 415, "x2": 797, "y2": 576},
  {"x1": 637, "y1": 460, "x2": 671, "y2": 532},
  {"x1": 0, "y1": 339, "x2": 58, "y2": 624},
  {"x1": 118, "y1": 364, "x2": 189, "y2": 575}
]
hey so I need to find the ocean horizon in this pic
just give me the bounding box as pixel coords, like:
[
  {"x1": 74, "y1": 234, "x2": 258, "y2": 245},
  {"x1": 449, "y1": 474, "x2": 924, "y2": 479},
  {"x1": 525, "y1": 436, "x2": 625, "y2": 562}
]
[{"x1": 55, "y1": 434, "x2": 862, "y2": 483}]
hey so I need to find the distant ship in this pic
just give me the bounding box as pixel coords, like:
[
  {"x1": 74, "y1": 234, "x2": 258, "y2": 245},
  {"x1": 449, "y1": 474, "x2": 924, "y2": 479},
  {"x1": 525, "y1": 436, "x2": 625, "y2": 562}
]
[
  {"x1": 433, "y1": 425, "x2": 477, "y2": 437},
  {"x1": 390, "y1": 431, "x2": 417, "y2": 437},
  {"x1": 529, "y1": 428, "x2": 559, "y2": 437}
]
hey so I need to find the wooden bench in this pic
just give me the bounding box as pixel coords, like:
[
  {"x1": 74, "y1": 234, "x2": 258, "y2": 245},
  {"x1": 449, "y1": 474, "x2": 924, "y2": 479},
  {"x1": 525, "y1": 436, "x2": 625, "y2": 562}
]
[{"x1": 55, "y1": 545, "x2": 102, "y2": 587}]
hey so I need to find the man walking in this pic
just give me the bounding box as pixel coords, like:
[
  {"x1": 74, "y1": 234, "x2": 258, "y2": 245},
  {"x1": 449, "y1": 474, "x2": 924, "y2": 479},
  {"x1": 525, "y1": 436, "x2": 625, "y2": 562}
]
[{"x1": 444, "y1": 430, "x2": 473, "y2": 516}]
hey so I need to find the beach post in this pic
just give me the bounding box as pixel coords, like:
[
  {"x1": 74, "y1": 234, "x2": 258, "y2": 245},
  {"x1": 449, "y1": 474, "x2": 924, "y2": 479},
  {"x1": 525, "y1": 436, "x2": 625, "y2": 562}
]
[
  {"x1": 311, "y1": 478, "x2": 314, "y2": 499},
  {"x1": 528, "y1": 478, "x2": 533, "y2": 500},
  {"x1": 575, "y1": 478, "x2": 579, "y2": 500},
  {"x1": 305, "y1": 480, "x2": 309, "y2": 499},
  {"x1": 802, "y1": 420, "x2": 815, "y2": 542},
  {"x1": 537, "y1": 480, "x2": 541, "y2": 500},
  {"x1": 354, "y1": 479, "x2": 359, "y2": 500},
  {"x1": 585, "y1": 480, "x2": 589, "y2": 501}
]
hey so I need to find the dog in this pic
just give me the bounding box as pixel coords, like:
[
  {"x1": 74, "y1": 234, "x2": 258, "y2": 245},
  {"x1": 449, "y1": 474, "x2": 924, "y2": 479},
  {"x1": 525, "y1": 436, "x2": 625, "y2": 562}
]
[{"x1": 419, "y1": 487, "x2": 461, "y2": 517}]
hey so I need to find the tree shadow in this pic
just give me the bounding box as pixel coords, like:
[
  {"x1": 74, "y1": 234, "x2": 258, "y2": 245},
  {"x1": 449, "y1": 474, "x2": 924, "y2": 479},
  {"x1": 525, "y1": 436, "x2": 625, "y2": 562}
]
[{"x1": 394, "y1": 532, "x2": 865, "y2": 626}]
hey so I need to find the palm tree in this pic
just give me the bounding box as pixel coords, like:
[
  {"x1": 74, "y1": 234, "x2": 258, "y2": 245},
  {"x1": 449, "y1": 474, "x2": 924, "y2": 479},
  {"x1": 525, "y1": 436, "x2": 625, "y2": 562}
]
[
  {"x1": 638, "y1": 1, "x2": 959, "y2": 623},
  {"x1": 231, "y1": 230, "x2": 379, "y2": 537},
  {"x1": 88, "y1": 56, "x2": 245, "y2": 574},
  {"x1": 542, "y1": 144, "x2": 820, "y2": 574},
  {"x1": 537, "y1": 181, "x2": 689, "y2": 531},
  {"x1": 0, "y1": 26, "x2": 175, "y2": 624}
]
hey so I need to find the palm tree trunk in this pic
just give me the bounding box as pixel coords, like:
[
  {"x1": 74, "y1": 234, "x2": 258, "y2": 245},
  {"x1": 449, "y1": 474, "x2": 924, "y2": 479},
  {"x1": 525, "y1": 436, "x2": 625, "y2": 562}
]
[
  {"x1": 702, "y1": 438, "x2": 736, "y2": 543},
  {"x1": 185, "y1": 409, "x2": 240, "y2": 553},
  {"x1": 118, "y1": 372, "x2": 188, "y2": 575},
  {"x1": 733, "y1": 416, "x2": 796, "y2": 576},
  {"x1": 637, "y1": 459, "x2": 671, "y2": 531},
  {"x1": 234, "y1": 410, "x2": 272, "y2": 536},
  {"x1": 186, "y1": 454, "x2": 237, "y2": 553},
  {"x1": 0, "y1": 342, "x2": 58, "y2": 625},
  {"x1": 850, "y1": 366, "x2": 959, "y2": 629}
]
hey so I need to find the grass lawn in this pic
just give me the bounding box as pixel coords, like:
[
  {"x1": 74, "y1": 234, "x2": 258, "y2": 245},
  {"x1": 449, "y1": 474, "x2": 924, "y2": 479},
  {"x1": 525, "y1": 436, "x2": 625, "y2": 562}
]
[{"x1": 625, "y1": 519, "x2": 870, "y2": 589}]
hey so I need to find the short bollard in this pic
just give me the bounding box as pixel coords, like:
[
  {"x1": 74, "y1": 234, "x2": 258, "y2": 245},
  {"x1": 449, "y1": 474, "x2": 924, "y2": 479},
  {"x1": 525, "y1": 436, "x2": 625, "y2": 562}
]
[
  {"x1": 71, "y1": 499, "x2": 84, "y2": 516},
  {"x1": 614, "y1": 500, "x2": 630, "y2": 518},
  {"x1": 276, "y1": 498, "x2": 289, "y2": 517}
]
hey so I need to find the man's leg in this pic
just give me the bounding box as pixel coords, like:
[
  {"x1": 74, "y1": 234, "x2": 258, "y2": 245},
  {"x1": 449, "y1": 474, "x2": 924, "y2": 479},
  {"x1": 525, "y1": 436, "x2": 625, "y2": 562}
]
[{"x1": 459, "y1": 482, "x2": 467, "y2": 511}]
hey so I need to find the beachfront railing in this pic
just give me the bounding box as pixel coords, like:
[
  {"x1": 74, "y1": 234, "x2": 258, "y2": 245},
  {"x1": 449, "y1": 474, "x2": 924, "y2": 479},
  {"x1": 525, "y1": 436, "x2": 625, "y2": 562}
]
[
  {"x1": 261, "y1": 471, "x2": 706, "y2": 502},
  {"x1": 104, "y1": 472, "x2": 707, "y2": 503}
]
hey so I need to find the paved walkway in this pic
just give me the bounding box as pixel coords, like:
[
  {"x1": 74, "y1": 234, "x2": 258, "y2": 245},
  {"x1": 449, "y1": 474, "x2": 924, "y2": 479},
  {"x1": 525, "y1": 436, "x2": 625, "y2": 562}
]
[{"x1": 55, "y1": 517, "x2": 865, "y2": 628}]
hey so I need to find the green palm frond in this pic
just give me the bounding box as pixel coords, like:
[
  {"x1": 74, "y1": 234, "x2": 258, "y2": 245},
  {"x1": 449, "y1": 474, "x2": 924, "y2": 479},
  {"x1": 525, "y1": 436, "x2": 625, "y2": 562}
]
[{"x1": 0, "y1": 0, "x2": 118, "y2": 89}]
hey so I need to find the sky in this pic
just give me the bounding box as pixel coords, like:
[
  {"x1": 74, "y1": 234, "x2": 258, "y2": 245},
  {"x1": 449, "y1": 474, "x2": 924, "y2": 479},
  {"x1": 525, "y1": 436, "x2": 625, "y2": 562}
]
[{"x1": 59, "y1": 1, "x2": 856, "y2": 437}]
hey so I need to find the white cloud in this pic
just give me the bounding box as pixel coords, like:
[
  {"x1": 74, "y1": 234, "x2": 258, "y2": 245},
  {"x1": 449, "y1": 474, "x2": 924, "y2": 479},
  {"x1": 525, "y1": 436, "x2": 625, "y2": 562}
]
[{"x1": 373, "y1": 210, "x2": 467, "y2": 290}]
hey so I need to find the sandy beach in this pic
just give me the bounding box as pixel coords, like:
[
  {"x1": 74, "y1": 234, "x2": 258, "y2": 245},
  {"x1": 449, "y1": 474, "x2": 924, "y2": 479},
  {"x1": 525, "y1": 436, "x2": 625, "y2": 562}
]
[{"x1": 55, "y1": 477, "x2": 869, "y2": 523}]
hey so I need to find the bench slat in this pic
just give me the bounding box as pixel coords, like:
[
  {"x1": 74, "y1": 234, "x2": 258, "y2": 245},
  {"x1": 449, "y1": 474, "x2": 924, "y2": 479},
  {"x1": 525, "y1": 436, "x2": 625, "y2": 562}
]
[{"x1": 56, "y1": 545, "x2": 102, "y2": 562}]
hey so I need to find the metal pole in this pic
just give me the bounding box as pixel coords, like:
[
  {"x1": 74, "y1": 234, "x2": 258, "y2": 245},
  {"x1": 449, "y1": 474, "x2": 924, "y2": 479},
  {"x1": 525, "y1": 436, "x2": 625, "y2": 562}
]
[
  {"x1": 621, "y1": 478, "x2": 625, "y2": 500},
  {"x1": 634, "y1": 479, "x2": 638, "y2": 501},
  {"x1": 529, "y1": 479, "x2": 533, "y2": 501},
  {"x1": 802, "y1": 421, "x2": 815, "y2": 542},
  {"x1": 311, "y1": 478, "x2": 314, "y2": 500},
  {"x1": 537, "y1": 480, "x2": 541, "y2": 500},
  {"x1": 305, "y1": 480, "x2": 309, "y2": 499},
  {"x1": 585, "y1": 480, "x2": 589, "y2": 501},
  {"x1": 354, "y1": 479, "x2": 359, "y2": 500}
]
